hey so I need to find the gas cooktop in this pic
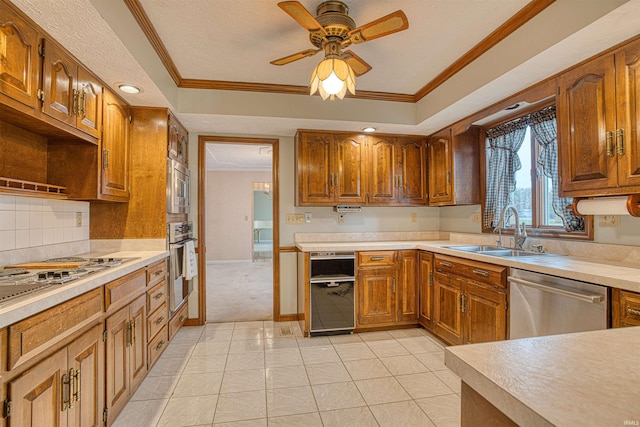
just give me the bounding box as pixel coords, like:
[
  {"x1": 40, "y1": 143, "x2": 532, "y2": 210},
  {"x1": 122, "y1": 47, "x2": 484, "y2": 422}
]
[{"x1": 0, "y1": 257, "x2": 137, "y2": 305}]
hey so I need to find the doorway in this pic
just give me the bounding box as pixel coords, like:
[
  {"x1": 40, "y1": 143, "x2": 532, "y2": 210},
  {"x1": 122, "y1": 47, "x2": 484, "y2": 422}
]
[{"x1": 197, "y1": 136, "x2": 279, "y2": 323}]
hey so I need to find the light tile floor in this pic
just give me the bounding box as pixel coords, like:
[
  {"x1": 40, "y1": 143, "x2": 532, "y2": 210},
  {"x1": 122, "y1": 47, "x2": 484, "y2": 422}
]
[{"x1": 114, "y1": 322, "x2": 461, "y2": 427}]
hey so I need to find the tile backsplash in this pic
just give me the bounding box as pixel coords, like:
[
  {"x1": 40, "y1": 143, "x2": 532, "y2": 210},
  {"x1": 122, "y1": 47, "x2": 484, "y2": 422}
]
[{"x1": 0, "y1": 195, "x2": 90, "y2": 251}]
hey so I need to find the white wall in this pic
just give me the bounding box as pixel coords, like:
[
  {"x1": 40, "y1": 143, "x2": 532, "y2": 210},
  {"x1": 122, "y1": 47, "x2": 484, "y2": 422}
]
[{"x1": 206, "y1": 170, "x2": 271, "y2": 261}]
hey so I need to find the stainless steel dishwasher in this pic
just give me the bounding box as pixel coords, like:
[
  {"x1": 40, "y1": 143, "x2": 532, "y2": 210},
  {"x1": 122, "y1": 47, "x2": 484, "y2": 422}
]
[
  {"x1": 309, "y1": 252, "x2": 355, "y2": 335},
  {"x1": 508, "y1": 269, "x2": 608, "y2": 339}
]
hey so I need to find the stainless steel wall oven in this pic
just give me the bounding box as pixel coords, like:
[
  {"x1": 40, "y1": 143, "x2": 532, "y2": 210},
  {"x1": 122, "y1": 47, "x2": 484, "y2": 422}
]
[
  {"x1": 168, "y1": 221, "x2": 195, "y2": 314},
  {"x1": 167, "y1": 158, "x2": 190, "y2": 214}
]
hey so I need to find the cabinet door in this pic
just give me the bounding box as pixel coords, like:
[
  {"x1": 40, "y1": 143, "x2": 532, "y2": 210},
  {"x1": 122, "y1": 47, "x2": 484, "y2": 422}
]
[
  {"x1": 0, "y1": 5, "x2": 40, "y2": 109},
  {"x1": 615, "y1": 42, "x2": 640, "y2": 188},
  {"x1": 7, "y1": 348, "x2": 67, "y2": 427},
  {"x1": 105, "y1": 305, "x2": 129, "y2": 420},
  {"x1": 367, "y1": 135, "x2": 397, "y2": 204},
  {"x1": 612, "y1": 288, "x2": 640, "y2": 328},
  {"x1": 418, "y1": 252, "x2": 434, "y2": 329},
  {"x1": 558, "y1": 54, "x2": 618, "y2": 196},
  {"x1": 357, "y1": 267, "x2": 396, "y2": 326},
  {"x1": 76, "y1": 67, "x2": 102, "y2": 139},
  {"x1": 297, "y1": 132, "x2": 333, "y2": 205},
  {"x1": 428, "y1": 130, "x2": 453, "y2": 205},
  {"x1": 42, "y1": 41, "x2": 77, "y2": 127},
  {"x1": 101, "y1": 89, "x2": 130, "y2": 200},
  {"x1": 67, "y1": 325, "x2": 104, "y2": 427},
  {"x1": 397, "y1": 250, "x2": 418, "y2": 323},
  {"x1": 433, "y1": 271, "x2": 463, "y2": 345},
  {"x1": 129, "y1": 294, "x2": 147, "y2": 393},
  {"x1": 334, "y1": 134, "x2": 367, "y2": 204},
  {"x1": 398, "y1": 137, "x2": 428, "y2": 205},
  {"x1": 463, "y1": 281, "x2": 507, "y2": 344}
]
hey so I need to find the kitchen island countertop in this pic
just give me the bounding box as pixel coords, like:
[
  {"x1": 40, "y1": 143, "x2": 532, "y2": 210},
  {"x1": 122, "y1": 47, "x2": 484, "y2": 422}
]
[{"x1": 445, "y1": 326, "x2": 640, "y2": 426}]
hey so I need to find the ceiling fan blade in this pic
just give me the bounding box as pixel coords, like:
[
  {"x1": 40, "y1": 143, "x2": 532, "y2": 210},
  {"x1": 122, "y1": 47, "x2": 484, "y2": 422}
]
[
  {"x1": 348, "y1": 10, "x2": 409, "y2": 44},
  {"x1": 278, "y1": 1, "x2": 328, "y2": 35},
  {"x1": 342, "y1": 50, "x2": 372, "y2": 77},
  {"x1": 270, "y1": 49, "x2": 320, "y2": 66}
]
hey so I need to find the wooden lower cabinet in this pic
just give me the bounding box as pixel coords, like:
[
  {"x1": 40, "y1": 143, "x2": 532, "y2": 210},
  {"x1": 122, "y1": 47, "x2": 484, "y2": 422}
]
[
  {"x1": 612, "y1": 288, "x2": 640, "y2": 327},
  {"x1": 169, "y1": 301, "x2": 189, "y2": 341},
  {"x1": 418, "y1": 252, "x2": 434, "y2": 329},
  {"x1": 356, "y1": 250, "x2": 418, "y2": 329},
  {"x1": 5, "y1": 324, "x2": 104, "y2": 427},
  {"x1": 105, "y1": 294, "x2": 146, "y2": 425},
  {"x1": 433, "y1": 254, "x2": 507, "y2": 345}
]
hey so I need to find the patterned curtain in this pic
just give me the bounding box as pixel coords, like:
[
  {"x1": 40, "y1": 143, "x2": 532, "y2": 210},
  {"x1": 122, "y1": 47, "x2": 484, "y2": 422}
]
[
  {"x1": 529, "y1": 106, "x2": 584, "y2": 231},
  {"x1": 483, "y1": 117, "x2": 528, "y2": 229}
]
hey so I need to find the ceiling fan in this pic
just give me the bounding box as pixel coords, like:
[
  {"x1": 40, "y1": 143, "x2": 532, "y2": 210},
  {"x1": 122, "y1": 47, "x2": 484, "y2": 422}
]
[{"x1": 271, "y1": 1, "x2": 409, "y2": 100}]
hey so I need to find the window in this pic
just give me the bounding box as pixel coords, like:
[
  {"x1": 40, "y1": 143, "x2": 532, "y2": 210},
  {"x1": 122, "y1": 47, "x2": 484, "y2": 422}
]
[{"x1": 483, "y1": 105, "x2": 591, "y2": 240}]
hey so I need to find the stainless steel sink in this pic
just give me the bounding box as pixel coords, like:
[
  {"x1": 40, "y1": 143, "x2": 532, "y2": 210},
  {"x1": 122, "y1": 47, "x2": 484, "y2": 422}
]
[{"x1": 444, "y1": 245, "x2": 504, "y2": 252}]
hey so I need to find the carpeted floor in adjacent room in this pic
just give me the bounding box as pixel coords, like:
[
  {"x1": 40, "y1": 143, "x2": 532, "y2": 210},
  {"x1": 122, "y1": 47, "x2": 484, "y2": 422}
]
[{"x1": 206, "y1": 260, "x2": 273, "y2": 322}]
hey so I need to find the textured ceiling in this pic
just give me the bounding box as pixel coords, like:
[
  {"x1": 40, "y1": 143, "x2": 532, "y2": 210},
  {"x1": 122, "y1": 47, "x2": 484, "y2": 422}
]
[
  {"x1": 136, "y1": 0, "x2": 529, "y2": 94},
  {"x1": 205, "y1": 143, "x2": 273, "y2": 171}
]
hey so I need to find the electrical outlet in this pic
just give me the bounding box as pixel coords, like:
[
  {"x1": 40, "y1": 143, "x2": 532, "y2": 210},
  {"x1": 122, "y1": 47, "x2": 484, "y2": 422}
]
[
  {"x1": 411, "y1": 213, "x2": 417, "y2": 223},
  {"x1": 472, "y1": 212, "x2": 481, "y2": 224},
  {"x1": 75, "y1": 212, "x2": 82, "y2": 227},
  {"x1": 599, "y1": 215, "x2": 619, "y2": 227},
  {"x1": 304, "y1": 212, "x2": 312, "y2": 223},
  {"x1": 285, "y1": 214, "x2": 305, "y2": 224},
  {"x1": 337, "y1": 214, "x2": 345, "y2": 224}
]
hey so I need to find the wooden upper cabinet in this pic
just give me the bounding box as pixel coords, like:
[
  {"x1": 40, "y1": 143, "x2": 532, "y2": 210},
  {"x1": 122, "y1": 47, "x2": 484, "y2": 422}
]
[
  {"x1": 428, "y1": 127, "x2": 480, "y2": 206},
  {"x1": 398, "y1": 137, "x2": 428, "y2": 205},
  {"x1": 0, "y1": 3, "x2": 40, "y2": 109},
  {"x1": 101, "y1": 89, "x2": 130, "y2": 201},
  {"x1": 296, "y1": 131, "x2": 366, "y2": 205},
  {"x1": 42, "y1": 40, "x2": 102, "y2": 139},
  {"x1": 168, "y1": 112, "x2": 188, "y2": 166},
  {"x1": 297, "y1": 130, "x2": 427, "y2": 206},
  {"x1": 558, "y1": 38, "x2": 640, "y2": 197},
  {"x1": 334, "y1": 134, "x2": 367, "y2": 204},
  {"x1": 367, "y1": 135, "x2": 398, "y2": 204}
]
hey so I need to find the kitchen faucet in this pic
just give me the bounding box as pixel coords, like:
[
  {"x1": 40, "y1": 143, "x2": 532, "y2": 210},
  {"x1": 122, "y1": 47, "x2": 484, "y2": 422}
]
[{"x1": 494, "y1": 204, "x2": 528, "y2": 249}]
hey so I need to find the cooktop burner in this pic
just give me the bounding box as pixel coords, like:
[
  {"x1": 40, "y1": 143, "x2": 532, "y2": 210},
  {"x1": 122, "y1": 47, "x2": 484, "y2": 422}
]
[{"x1": 0, "y1": 257, "x2": 138, "y2": 305}]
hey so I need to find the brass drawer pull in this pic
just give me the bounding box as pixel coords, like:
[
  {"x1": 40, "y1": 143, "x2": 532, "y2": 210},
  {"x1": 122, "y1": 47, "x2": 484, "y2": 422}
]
[
  {"x1": 473, "y1": 269, "x2": 489, "y2": 277},
  {"x1": 154, "y1": 269, "x2": 164, "y2": 276},
  {"x1": 155, "y1": 340, "x2": 166, "y2": 351},
  {"x1": 440, "y1": 261, "x2": 453, "y2": 268},
  {"x1": 616, "y1": 128, "x2": 625, "y2": 156},
  {"x1": 627, "y1": 307, "x2": 640, "y2": 317},
  {"x1": 179, "y1": 315, "x2": 186, "y2": 323},
  {"x1": 370, "y1": 256, "x2": 385, "y2": 261},
  {"x1": 154, "y1": 292, "x2": 165, "y2": 300},
  {"x1": 606, "y1": 131, "x2": 615, "y2": 157},
  {"x1": 155, "y1": 316, "x2": 165, "y2": 325}
]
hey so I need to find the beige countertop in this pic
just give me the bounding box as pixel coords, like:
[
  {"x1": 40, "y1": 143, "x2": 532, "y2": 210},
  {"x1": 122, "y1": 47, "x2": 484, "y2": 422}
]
[
  {"x1": 0, "y1": 250, "x2": 168, "y2": 329},
  {"x1": 296, "y1": 240, "x2": 640, "y2": 293},
  {"x1": 444, "y1": 327, "x2": 640, "y2": 426}
]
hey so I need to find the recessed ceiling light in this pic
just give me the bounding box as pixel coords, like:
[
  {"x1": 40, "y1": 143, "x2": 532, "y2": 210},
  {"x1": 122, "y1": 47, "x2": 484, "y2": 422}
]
[
  {"x1": 362, "y1": 127, "x2": 377, "y2": 133},
  {"x1": 118, "y1": 84, "x2": 142, "y2": 94}
]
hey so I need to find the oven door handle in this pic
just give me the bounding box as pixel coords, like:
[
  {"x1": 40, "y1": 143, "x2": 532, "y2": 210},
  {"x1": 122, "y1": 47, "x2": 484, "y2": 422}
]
[{"x1": 507, "y1": 276, "x2": 603, "y2": 303}]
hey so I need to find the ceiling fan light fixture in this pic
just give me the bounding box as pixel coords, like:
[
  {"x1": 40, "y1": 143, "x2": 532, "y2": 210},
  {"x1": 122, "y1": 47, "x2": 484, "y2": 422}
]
[{"x1": 310, "y1": 57, "x2": 355, "y2": 101}]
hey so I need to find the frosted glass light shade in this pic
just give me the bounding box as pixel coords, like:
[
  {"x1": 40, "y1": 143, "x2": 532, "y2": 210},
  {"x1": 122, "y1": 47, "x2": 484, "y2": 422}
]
[{"x1": 309, "y1": 58, "x2": 356, "y2": 101}]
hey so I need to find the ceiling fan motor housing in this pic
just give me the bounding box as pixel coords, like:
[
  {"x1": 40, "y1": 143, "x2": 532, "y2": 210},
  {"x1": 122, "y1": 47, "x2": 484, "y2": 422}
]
[{"x1": 310, "y1": 1, "x2": 355, "y2": 47}]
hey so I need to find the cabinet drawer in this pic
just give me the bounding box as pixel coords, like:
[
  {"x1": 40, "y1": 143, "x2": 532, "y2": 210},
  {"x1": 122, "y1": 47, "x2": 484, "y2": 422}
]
[
  {"x1": 147, "y1": 259, "x2": 167, "y2": 287},
  {"x1": 147, "y1": 280, "x2": 167, "y2": 314},
  {"x1": 434, "y1": 255, "x2": 506, "y2": 288},
  {"x1": 148, "y1": 325, "x2": 168, "y2": 369},
  {"x1": 148, "y1": 302, "x2": 168, "y2": 341},
  {"x1": 358, "y1": 251, "x2": 396, "y2": 267},
  {"x1": 169, "y1": 302, "x2": 188, "y2": 341},
  {"x1": 105, "y1": 269, "x2": 146, "y2": 313},
  {"x1": 8, "y1": 288, "x2": 102, "y2": 370}
]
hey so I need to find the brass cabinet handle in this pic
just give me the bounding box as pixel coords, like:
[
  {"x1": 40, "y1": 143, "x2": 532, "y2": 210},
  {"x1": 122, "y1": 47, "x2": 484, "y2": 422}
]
[
  {"x1": 179, "y1": 315, "x2": 186, "y2": 323},
  {"x1": 154, "y1": 292, "x2": 165, "y2": 300},
  {"x1": 459, "y1": 294, "x2": 467, "y2": 313},
  {"x1": 156, "y1": 340, "x2": 166, "y2": 351},
  {"x1": 398, "y1": 174, "x2": 403, "y2": 190},
  {"x1": 334, "y1": 173, "x2": 339, "y2": 188},
  {"x1": 473, "y1": 269, "x2": 489, "y2": 277},
  {"x1": 79, "y1": 91, "x2": 86, "y2": 116},
  {"x1": 616, "y1": 128, "x2": 625, "y2": 156},
  {"x1": 627, "y1": 307, "x2": 640, "y2": 317},
  {"x1": 102, "y1": 149, "x2": 110, "y2": 169},
  {"x1": 62, "y1": 372, "x2": 71, "y2": 411},
  {"x1": 330, "y1": 173, "x2": 335, "y2": 187},
  {"x1": 72, "y1": 89, "x2": 79, "y2": 115},
  {"x1": 155, "y1": 316, "x2": 165, "y2": 325},
  {"x1": 446, "y1": 170, "x2": 451, "y2": 185},
  {"x1": 126, "y1": 320, "x2": 132, "y2": 347},
  {"x1": 370, "y1": 256, "x2": 385, "y2": 261},
  {"x1": 440, "y1": 261, "x2": 453, "y2": 268},
  {"x1": 606, "y1": 131, "x2": 615, "y2": 157},
  {"x1": 428, "y1": 271, "x2": 433, "y2": 286},
  {"x1": 131, "y1": 319, "x2": 136, "y2": 344},
  {"x1": 391, "y1": 278, "x2": 396, "y2": 293},
  {"x1": 71, "y1": 368, "x2": 81, "y2": 404}
]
